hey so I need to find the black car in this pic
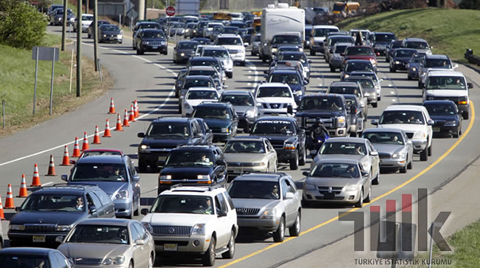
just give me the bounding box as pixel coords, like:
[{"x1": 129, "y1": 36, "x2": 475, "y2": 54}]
[
  {"x1": 132, "y1": 21, "x2": 161, "y2": 48},
  {"x1": 180, "y1": 75, "x2": 218, "y2": 97},
  {"x1": 173, "y1": 40, "x2": 199, "y2": 64},
  {"x1": 137, "y1": 117, "x2": 212, "y2": 172},
  {"x1": 194, "y1": 21, "x2": 209, "y2": 38},
  {"x1": 341, "y1": 59, "x2": 376, "y2": 80},
  {"x1": 369, "y1": 32, "x2": 396, "y2": 56},
  {"x1": 0, "y1": 248, "x2": 73, "y2": 267},
  {"x1": 219, "y1": 90, "x2": 258, "y2": 133},
  {"x1": 50, "y1": 8, "x2": 75, "y2": 26},
  {"x1": 191, "y1": 37, "x2": 212, "y2": 45},
  {"x1": 135, "y1": 29, "x2": 168, "y2": 55},
  {"x1": 423, "y1": 100, "x2": 462, "y2": 138},
  {"x1": 8, "y1": 185, "x2": 115, "y2": 247},
  {"x1": 87, "y1": 20, "x2": 110, "y2": 39},
  {"x1": 98, "y1": 24, "x2": 123, "y2": 44},
  {"x1": 157, "y1": 145, "x2": 227, "y2": 194},
  {"x1": 192, "y1": 102, "x2": 239, "y2": 142},
  {"x1": 175, "y1": 69, "x2": 188, "y2": 98},
  {"x1": 389, "y1": 48, "x2": 417, "y2": 72},
  {"x1": 249, "y1": 117, "x2": 306, "y2": 170},
  {"x1": 186, "y1": 56, "x2": 225, "y2": 78},
  {"x1": 386, "y1": 40, "x2": 404, "y2": 62}
]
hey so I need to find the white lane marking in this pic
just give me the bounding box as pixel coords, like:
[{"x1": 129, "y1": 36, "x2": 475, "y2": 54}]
[
  {"x1": 391, "y1": 91, "x2": 395, "y2": 94},
  {"x1": 388, "y1": 84, "x2": 393, "y2": 87},
  {"x1": 392, "y1": 99, "x2": 397, "y2": 102},
  {"x1": 0, "y1": 42, "x2": 177, "y2": 167}
]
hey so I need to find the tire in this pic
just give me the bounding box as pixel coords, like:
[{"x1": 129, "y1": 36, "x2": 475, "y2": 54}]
[
  {"x1": 372, "y1": 102, "x2": 378, "y2": 108},
  {"x1": 420, "y1": 148, "x2": 428, "y2": 161},
  {"x1": 453, "y1": 129, "x2": 460, "y2": 138},
  {"x1": 299, "y1": 147, "x2": 306, "y2": 166},
  {"x1": 392, "y1": 67, "x2": 396, "y2": 73},
  {"x1": 400, "y1": 165, "x2": 407, "y2": 173},
  {"x1": 88, "y1": 33, "x2": 91, "y2": 38},
  {"x1": 408, "y1": 75, "x2": 412, "y2": 80},
  {"x1": 311, "y1": 50, "x2": 316, "y2": 56},
  {"x1": 222, "y1": 230, "x2": 235, "y2": 259},
  {"x1": 262, "y1": 56, "x2": 267, "y2": 63},
  {"x1": 163, "y1": 51, "x2": 168, "y2": 55},
  {"x1": 463, "y1": 112, "x2": 469, "y2": 120},
  {"x1": 202, "y1": 236, "x2": 216, "y2": 266},
  {"x1": 136, "y1": 49, "x2": 141, "y2": 55},
  {"x1": 407, "y1": 157, "x2": 413, "y2": 169},
  {"x1": 273, "y1": 216, "x2": 285, "y2": 242},
  {"x1": 301, "y1": 199, "x2": 311, "y2": 208},
  {"x1": 427, "y1": 144, "x2": 432, "y2": 157},
  {"x1": 251, "y1": 51, "x2": 255, "y2": 56},
  {"x1": 372, "y1": 172, "x2": 379, "y2": 185},
  {"x1": 128, "y1": 261, "x2": 133, "y2": 268},
  {"x1": 350, "y1": 132, "x2": 357, "y2": 137},
  {"x1": 378, "y1": 96, "x2": 381, "y2": 101},
  {"x1": 418, "y1": 81, "x2": 423, "y2": 89},
  {"x1": 364, "y1": 186, "x2": 372, "y2": 203},
  {"x1": 355, "y1": 190, "x2": 364, "y2": 208},
  {"x1": 241, "y1": 61, "x2": 246, "y2": 66},
  {"x1": 289, "y1": 212, "x2": 301, "y2": 236},
  {"x1": 290, "y1": 154, "x2": 299, "y2": 170}
]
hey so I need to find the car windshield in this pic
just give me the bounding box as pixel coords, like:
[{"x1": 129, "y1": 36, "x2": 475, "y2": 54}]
[
  {"x1": 405, "y1": 41, "x2": 428, "y2": 49},
  {"x1": 269, "y1": 74, "x2": 300, "y2": 85},
  {"x1": 164, "y1": 151, "x2": 215, "y2": 167},
  {"x1": 375, "y1": 34, "x2": 396, "y2": 42},
  {"x1": 139, "y1": 23, "x2": 159, "y2": 29},
  {"x1": 394, "y1": 50, "x2": 416, "y2": 57},
  {"x1": 228, "y1": 181, "x2": 280, "y2": 200},
  {"x1": 147, "y1": 122, "x2": 189, "y2": 137},
  {"x1": 344, "y1": 96, "x2": 358, "y2": 108},
  {"x1": 0, "y1": 255, "x2": 50, "y2": 268},
  {"x1": 310, "y1": 163, "x2": 360, "y2": 178},
  {"x1": 186, "y1": 90, "x2": 218, "y2": 100},
  {"x1": 427, "y1": 76, "x2": 466, "y2": 90},
  {"x1": 329, "y1": 86, "x2": 361, "y2": 97},
  {"x1": 193, "y1": 106, "x2": 232, "y2": 119},
  {"x1": 184, "y1": 78, "x2": 212, "y2": 89},
  {"x1": 179, "y1": 42, "x2": 197, "y2": 49},
  {"x1": 143, "y1": 31, "x2": 165, "y2": 38},
  {"x1": 314, "y1": 28, "x2": 338, "y2": 37},
  {"x1": 345, "y1": 78, "x2": 373, "y2": 89},
  {"x1": 101, "y1": 25, "x2": 120, "y2": 32},
  {"x1": 81, "y1": 150, "x2": 122, "y2": 157},
  {"x1": 346, "y1": 47, "x2": 374, "y2": 56},
  {"x1": 379, "y1": 111, "x2": 425, "y2": 124},
  {"x1": 224, "y1": 140, "x2": 266, "y2": 153},
  {"x1": 299, "y1": 97, "x2": 344, "y2": 111},
  {"x1": 220, "y1": 95, "x2": 253, "y2": 106},
  {"x1": 151, "y1": 195, "x2": 215, "y2": 214},
  {"x1": 190, "y1": 60, "x2": 218, "y2": 69},
  {"x1": 425, "y1": 59, "x2": 451, "y2": 68},
  {"x1": 345, "y1": 62, "x2": 374, "y2": 72},
  {"x1": 203, "y1": 49, "x2": 229, "y2": 58},
  {"x1": 351, "y1": 72, "x2": 378, "y2": 82},
  {"x1": 253, "y1": 35, "x2": 261, "y2": 42},
  {"x1": 424, "y1": 103, "x2": 457, "y2": 116},
  {"x1": 257, "y1": 86, "x2": 292, "y2": 98},
  {"x1": 272, "y1": 35, "x2": 301, "y2": 45},
  {"x1": 224, "y1": 28, "x2": 239, "y2": 34},
  {"x1": 320, "y1": 142, "x2": 367, "y2": 155},
  {"x1": 188, "y1": 70, "x2": 218, "y2": 78},
  {"x1": 82, "y1": 15, "x2": 93, "y2": 21},
  {"x1": 217, "y1": 38, "x2": 242, "y2": 46},
  {"x1": 20, "y1": 194, "x2": 85, "y2": 212},
  {"x1": 67, "y1": 225, "x2": 129, "y2": 244},
  {"x1": 334, "y1": 45, "x2": 348, "y2": 54},
  {"x1": 71, "y1": 163, "x2": 128, "y2": 182},
  {"x1": 278, "y1": 54, "x2": 307, "y2": 63},
  {"x1": 331, "y1": 37, "x2": 353, "y2": 46},
  {"x1": 364, "y1": 132, "x2": 405, "y2": 145},
  {"x1": 251, "y1": 121, "x2": 295, "y2": 135}
]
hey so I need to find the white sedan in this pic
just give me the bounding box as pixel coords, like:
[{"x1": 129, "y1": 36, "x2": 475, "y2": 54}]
[{"x1": 181, "y1": 87, "x2": 219, "y2": 116}]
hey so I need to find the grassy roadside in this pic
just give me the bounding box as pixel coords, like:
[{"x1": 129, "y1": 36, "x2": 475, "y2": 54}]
[
  {"x1": 337, "y1": 8, "x2": 480, "y2": 61},
  {"x1": 0, "y1": 33, "x2": 113, "y2": 137}
]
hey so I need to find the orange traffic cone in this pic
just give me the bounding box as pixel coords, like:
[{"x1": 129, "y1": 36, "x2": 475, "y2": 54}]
[
  {"x1": 31, "y1": 163, "x2": 42, "y2": 187},
  {"x1": 129, "y1": 105, "x2": 136, "y2": 122},
  {"x1": 134, "y1": 100, "x2": 139, "y2": 118},
  {"x1": 18, "y1": 174, "x2": 28, "y2": 197},
  {"x1": 122, "y1": 109, "x2": 130, "y2": 127},
  {"x1": 4, "y1": 184, "x2": 14, "y2": 209},
  {"x1": 103, "y1": 119, "x2": 112, "y2": 137},
  {"x1": 0, "y1": 194, "x2": 4, "y2": 219},
  {"x1": 72, "y1": 137, "x2": 81, "y2": 157},
  {"x1": 93, "y1": 126, "x2": 101, "y2": 144},
  {"x1": 81, "y1": 132, "x2": 89, "y2": 151},
  {"x1": 61, "y1": 145, "x2": 71, "y2": 166},
  {"x1": 45, "y1": 154, "x2": 56, "y2": 176},
  {"x1": 108, "y1": 97, "x2": 116, "y2": 114},
  {"x1": 115, "y1": 113, "x2": 124, "y2": 131}
]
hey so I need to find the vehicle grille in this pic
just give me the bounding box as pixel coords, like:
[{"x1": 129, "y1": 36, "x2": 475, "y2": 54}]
[
  {"x1": 429, "y1": 96, "x2": 461, "y2": 103},
  {"x1": 317, "y1": 186, "x2": 343, "y2": 195},
  {"x1": 406, "y1": 132, "x2": 414, "y2": 139},
  {"x1": 148, "y1": 42, "x2": 163, "y2": 46},
  {"x1": 152, "y1": 226, "x2": 192, "y2": 236},
  {"x1": 74, "y1": 258, "x2": 102, "y2": 265},
  {"x1": 236, "y1": 112, "x2": 245, "y2": 117},
  {"x1": 263, "y1": 103, "x2": 286, "y2": 109},
  {"x1": 304, "y1": 117, "x2": 334, "y2": 129},
  {"x1": 236, "y1": 208, "x2": 260, "y2": 215},
  {"x1": 228, "y1": 162, "x2": 255, "y2": 167},
  {"x1": 155, "y1": 240, "x2": 189, "y2": 246},
  {"x1": 379, "y1": 153, "x2": 391, "y2": 159},
  {"x1": 268, "y1": 140, "x2": 285, "y2": 149},
  {"x1": 209, "y1": 126, "x2": 222, "y2": 133},
  {"x1": 150, "y1": 144, "x2": 177, "y2": 150},
  {"x1": 24, "y1": 224, "x2": 57, "y2": 232}
]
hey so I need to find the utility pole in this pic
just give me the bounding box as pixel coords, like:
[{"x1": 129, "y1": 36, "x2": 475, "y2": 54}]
[
  {"x1": 93, "y1": 0, "x2": 98, "y2": 71},
  {"x1": 61, "y1": 0, "x2": 67, "y2": 51},
  {"x1": 76, "y1": 0, "x2": 82, "y2": 97},
  {"x1": 86, "y1": 0, "x2": 89, "y2": 13}
]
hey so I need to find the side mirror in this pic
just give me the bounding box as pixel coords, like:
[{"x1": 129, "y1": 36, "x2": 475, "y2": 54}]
[
  {"x1": 136, "y1": 239, "x2": 146, "y2": 245},
  {"x1": 141, "y1": 208, "x2": 149, "y2": 215},
  {"x1": 263, "y1": 74, "x2": 268, "y2": 79},
  {"x1": 216, "y1": 159, "x2": 226, "y2": 165},
  {"x1": 223, "y1": 85, "x2": 229, "y2": 89},
  {"x1": 61, "y1": 174, "x2": 68, "y2": 181},
  {"x1": 89, "y1": 205, "x2": 97, "y2": 213},
  {"x1": 138, "y1": 132, "x2": 145, "y2": 138},
  {"x1": 371, "y1": 119, "x2": 378, "y2": 125},
  {"x1": 370, "y1": 151, "x2": 378, "y2": 156},
  {"x1": 453, "y1": 63, "x2": 459, "y2": 69},
  {"x1": 217, "y1": 209, "x2": 227, "y2": 217},
  {"x1": 55, "y1": 236, "x2": 64, "y2": 243},
  {"x1": 132, "y1": 175, "x2": 140, "y2": 182},
  {"x1": 244, "y1": 44, "x2": 248, "y2": 47},
  {"x1": 69, "y1": 160, "x2": 76, "y2": 165},
  {"x1": 287, "y1": 105, "x2": 293, "y2": 114},
  {"x1": 158, "y1": 160, "x2": 166, "y2": 166},
  {"x1": 174, "y1": 46, "x2": 177, "y2": 50},
  {"x1": 340, "y1": 52, "x2": 345, "y2": 56},
  {"x1": 302, "y1": 171, "x2": 309, "y2": 176},
  {"x1": 361, "y1": 171, "x2": 369, "y2": 177},
  {"x1": 308, "y1": 59, "x2": 312, "y2": 63},
  {"x1": 468, "y1": 82, "x2": 473, "y2": 89},
  {"x1": 285, "y1": 192, "x2": 294, "y2": 200},
  {"x1": 379, "y1": 79, "x2": 383, "y2": 82},
  {"x1": 257, "y1": 103, "x2": 263, "y2": 107},
  {"x1": 427, "y1": 119, "x2": 434, "y2": 125}
]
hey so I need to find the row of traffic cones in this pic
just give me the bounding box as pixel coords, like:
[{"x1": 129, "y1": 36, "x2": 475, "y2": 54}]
[{"x1": 0, "y1": 176, "x2": 29, "y2": 219}]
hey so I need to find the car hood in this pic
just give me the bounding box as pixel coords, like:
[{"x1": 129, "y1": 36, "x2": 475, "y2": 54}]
[
  {"x1": 141, "y1": 137, "x2": 190, "y2": 147},
  {"x1": 143, "y1": 213, "x2": 215, "y2": 225},
  {"x1": 68, "y1": 181, "x2": 127, "y2": 197},
  {"x1": 58, "y1": 243, "x2": 130, "y2": 260},
  {"x1": 312, "y1": 37, "x2": 326, "y2": 43},
  {"x1": 225, "y1": 153, "x2": 267, "y2": 162},
  {"x1": 257, "y1": 97, "x2": 295, "y2": 105},
  {"x1": 296, "y1": 110, "x2": 345, "y2": 117},
  {"x1": 222, "y1": 45, "x2": 244, "y2": 51},
  {"x1": 142, "y1": 38, "x2": 167, "y2": 42},
  {"x1": 161, "y1": 167, "x2": 211, "y2": 175},
  {"x1": 378, "y1": 124, "x2": 425, "y2": 132},
  {"x1": 177, "y1": 48, "x2": 196, "y2": 54},
  {"x1": 101, "y1": 30, "x2": 121, "y2": 35},
  {"x1": 288, "y1": 84, "x2": 303, "y2": 92},
  {"x1": 10, "y1": 211, "x2": 87, "y2": 225},
  {"x1": 345, "y1": 55, "x2": 375, "y2": 61},
  {"x1": 392, "y1": 57, "x2": 411, "y2": 62},
  {"x1": 306, "y1": 177, "x2": 360, "y2": 188},
  {"x1": 232, "y1": 198, "x2": 280, "y2": 209},
  {"x1": 425, "y1": 90, "x2": 467, "y2": 97},
  {"x1": 234, "y1": 106, "x2": 253, "y2": 113},
  {"x1": 314, "y1": 154, "x2": 367, "y2": 165},
  {"x1": 202, "y1": 118, "x2": 232, "y2": 128},
  {"x1": 430, "y1": 114, "x2": 458, "y2": 122},
  {"x1": 371, "y1": 144, "x2": 404, "y2": 154},
  {"x1": 186, "y1": 99, "x2": 218, "y2": 107}
]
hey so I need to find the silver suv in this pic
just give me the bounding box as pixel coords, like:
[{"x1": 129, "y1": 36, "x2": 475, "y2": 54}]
[
  {"x1": 141, "y1": 185, "x2": 238, "y2": 266},
  {"x1": 227, "y1": 173, "x2": 302, "y2": 242}
]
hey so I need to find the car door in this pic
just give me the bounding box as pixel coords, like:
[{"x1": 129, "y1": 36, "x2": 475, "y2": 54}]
[
  {"x1": 214, "y1": 148, "x2": 227, "y2": 184},
  {"x1": 92, "y1": 190, "x2": 115, "y2": 218},
  {"x1": 281, "y1": 179, "x2": 297, "y2": 227},
  {"x1": 264, "y1": 140, "x2": 276, "y2": 168},
  {"x1": 366, "y1": 140, "x2": 380, "y2": 179},
  {"x1": 214, "y1": 194, "x2": 230, "y2": 247},
  {"x1": 203, "y1": 121, "x2": 213, "y2": 144},
  {"x1": 131, "y1": 222, "x2": 149, "y2": 268},
  {"x1": 127, "y1": 159, "x2": 141, "y2": 210},
  {"x1": 295, "y1": 122, "x2": 306, "y2": 155}
]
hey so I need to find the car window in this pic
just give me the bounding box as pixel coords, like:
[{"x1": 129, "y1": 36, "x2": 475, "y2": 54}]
[
  {"x1": 364, "y1": 132, "x2": 405, "y2": 145},
  {"x1": 93, "y1": 190, "x2": 111, "y2": 207},
  {"x1": 287, "y1": 178, "x2": 297, "y2": 192},
  {"x1": 311, "y1": 163, "x2": 360, "y2": 178},
  {"x1": 228, "y1": 180, "x2": 280, "y2": 199},
  {"x1": 319, "y1": 142, "x2": 366, "y2": 155},
  {"x1": 20, "y1": 193, "x2": 85, "y2": 212},
  {"x1": 130, "y1": 223, "x2": 141, "y2": 241},
  {"x1": 379, "y1": 111, "x2": 425, "y2": 125},
  {"x1": 132, "y1": 222, "x2": 149, "y2": 240},
  {"x1": 216, "y1": 193, "x2": 228, "y2": 213},
  {"x1": 53, "y1": 252, "x2": 69, "y2": 268},
  {"x1": 86, "y1": 193, "x2": 102, "y2": 209},
  {"x1": 224, "y1": 140, "x2": 266, "y2": 153},
  {"x1": 223, "y1": 192, "x2": 235, "y2": 210},
  {"x1": 280, "y1": 179, "x2": 289, "y2": 199}
]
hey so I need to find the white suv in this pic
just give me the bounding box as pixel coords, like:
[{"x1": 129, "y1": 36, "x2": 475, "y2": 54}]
[
  {"x1": 254, "y1": 83, "x2": 297, "y2": 117},
  {"x1": 215, "y1": 34, "x2": 246, "y2": 66},
  {"x1": 372, "y1": 105, "x2": 433, "y2": 161},
  {"x1": 141, "y1": 185, "x2": 238, "y2": 266}
]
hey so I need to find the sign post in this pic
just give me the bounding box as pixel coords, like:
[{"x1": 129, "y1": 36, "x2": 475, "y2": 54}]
[
  {"x1": 166, "y1": 6, "x2": 176, "y2": 17},
  {"x1": 32, "y1": 47, "x2": 59, "y2": 116}
]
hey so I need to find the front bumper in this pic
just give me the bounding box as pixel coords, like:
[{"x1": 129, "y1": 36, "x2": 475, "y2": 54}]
[
  {"x1": 327, "y1": 127, "x2": 348, "y2": 137},
  {"x1": 275, "y1": 148, "x2": 297, "y2": 163},
  {"x1": 101, "y1": 36, "x2": 123, "y2": 43},
  {"x1": 237, "y1": 217, "x2": 281, "y2": 231},
  {"x1": 142, "y1": 44, "x2": 168, "y2": 53},
  {"x1": 310, "y1": 43, "x2": 324, "y2": 53},
  {"x1": 303, "y1": 188, "x2": 361, "y2": 204},
  {"x1": 258, "y1": 108, "x2": 294, "y2": 117},
  {"x1": 113, "y1": 199, "x2": 134, "y2": 217},
  {"x1": 175, "y1": 53, "x2": 192, "y2": 63},
  {"x1": 230, "y1": 52, "x2": 246, "y2": 62},
  {"x1": 152, "y1": 234, "x2": 210, "y2": 254},
  {"x1": 392, "y1": 62, "x2": 408, "y2": 70},
  {"x1": 8, "y1": 231, "x2": 68, "y2": 247},
  {"x1": 379, "y1": 157, "x2": 408, "y2": 169},
  {"x1": 412, "y1": 139, "x2": 428, "y2": 153},
  {"x1": 212, "y1": 131, "x2": 235, "y2": 142},
  {"x1": 227, "y1": 165, "x2": 268, "y2": 178},
  {"x1": 432, "y1": 124, "x2": 460, "y2": 135},
  {"x1": 364, "y1": 92, "x2": 378, "y2": 103}
]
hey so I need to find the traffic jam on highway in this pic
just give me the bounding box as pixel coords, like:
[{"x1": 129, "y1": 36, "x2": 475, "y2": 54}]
[{"x1": 0, "y1": 3, "x2": 474, "y2": 268}]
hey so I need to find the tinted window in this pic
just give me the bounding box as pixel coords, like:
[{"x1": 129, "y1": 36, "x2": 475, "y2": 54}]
[
  {"x1": 67, "y1": 225, "x2": 129, "y2": 244},
  {"x1": 424, "y1": 102, "x2": 457, "y2": 116},
  {"x1": 87, "y1": 193, "x2": 102, "y2": 208},
  {"x1": 165, "y1": 150, "x2": 215, "y2": 167},
  {"x1": 346, "y1": 47, "x2": 374, "y2": 56},
  {"x1": 186, "y1": 90, "x2": 218, "y2": 100},
  {"x1": 364, "y1": 132, "x2": 405, "y2": 145},
  {"x1": 0, "y1": 255, "x2": 51, "y2": 268},
  {"x1": 257, "y1": 86, "x2": 291, "y2": 98},
  {"x1": 299, "y1": 97, "x2": 344, "y2": 111},
  {"x1": 193, "y1": 106, "x2": 232, "y2": 119},
  {"x1": 311, "y1": 163, "x2": 359, "y2": 178},
  {"x1": 379, "y1": 111, "x2": 425, "y2": 124},
  {"x1": 147, "y1": 122, "x2": 190, "y2": 137},
  {"x1": 21, "y1": 194, "x2": 85, "y2": 212},
  {"x1": 319, "y1": 142, "x2": 367, "y2": 155},
  {"x1": 224, "y1": 140, "x2": 266, "y2": 153},
  {"x1": 71, "y1": 163, "x2": 129, "y2": 182},
  {"x1": 228, "y1": 180, "x2": 280, "y2": 200},
  {"x1": 220, "y1": 94, "x2": 253, "y2": 106},
  {"x1": 150, "y1": 195, "x2": 214, "y2": 214},
  {"x1": 93, "y1": 190, "x2": 111, "y2": 207},
  {"x1": 251, "y1": 120, "x2": 295, "y2": 135}
]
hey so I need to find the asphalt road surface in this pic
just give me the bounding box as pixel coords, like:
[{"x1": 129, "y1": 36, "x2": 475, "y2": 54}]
[{"x1": 0, "y1": 26, "x2": 479, "y2": 268}]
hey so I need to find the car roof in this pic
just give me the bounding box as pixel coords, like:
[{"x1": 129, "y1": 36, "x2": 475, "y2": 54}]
[
  {"x1": 257, "y1": 82, "x2": 290, "y2": 88},
  {"x1": 82, "y1": 148, "x2": 123, "y2": 154},
  {"x1": 384, "y1": 105, "x2": 428, "y2": 112},
  {"x1": 423, "y1": 100, "x2": 457, "y2": 106},
  {"x1": 188, "y1": 65, "x2": 216, "y2": 70},
  {"x1": 330, "y1": 81, "x2": 360, "y2": 87},
  {"x1": 190, "y1": 56, "x2": 218, "y2": 61},
  {"x1": 427, "y1": 70, "x2": 464, "y2": 77},
  {"x1": 178, "y1": 40, "x2": 199, "y2": 44},
  {"x1": 315, "y1": 158, "x2": 360, "y2": 165},
  {"x1": 0, "y1": 247, "x2": 57, "y2": 255},
  {"x1": 404, "y1": 37, "x2": 428, "y2": 42},
  {"x1": 203, "y1": 46, "x2": 228, "y2": 51},
  {"x1": 77, "y1": 218, "x2": 132, "y2": 226},
  {"x1": 32, "y1": 184, "x2": 100, "y2": 194},
  {"x1": 233, "y1": 173, "x2": 287, "y2": 182},
  {"x1": 346, "y1": 76, "x2": 374, "y2": 82},
  {"x1": 186, "y1": 87, "x2": 217, "y2": 92},
  {"x1": 161, "y1": 185, "x2": 226, "y2": 196},
  {"x1": 364, "y1": 128, "x2": 406, "y2": 134},
  {"x1": 324, "y1": 137, "x2": 367, "y2": 143},
  {"x1": 76, "y1": 155, "x2": 125, "y2": 164},
  {"x1": 228, "y1": 136, "x2": 267, "y2": 142},
  {"x1": 218, "y1": 34, "x2": 241, "y2": 38},
  {"x1": 425, "y1": 54, "x2": 450, "y2": 60},
  {"x1": 185, "y1": 75, "x2": 213, "y2": 80},
  {"x1": 255, "y1": 116, "x2": 296, "y2": 122},
  {"x1": 312, "y1": 25, "x2": 339, "y2": 29},
  {"x1": 153, "y1": 117, "x2": 193, "y2": 123},
  {"x1": 302, "y1": 93, "x2": 345, "y2": 100},
  {"x1": 271, "y1": 69, "x2": 299, "y2": 74},
  {"x1": 221, "y1": 90, "x2": 252, "y2": 95},
  {"x1": 196, "y1": 102, "x2": 232, "y2": 108}
]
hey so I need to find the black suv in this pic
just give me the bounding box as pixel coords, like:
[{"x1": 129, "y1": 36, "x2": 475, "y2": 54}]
[
  {"x1": 158, "y1": 145, "x2": 227, "y2": 194},
  {"x1": 137, "y1": 117, "x2": 212, "y2": 172},
  {"x1": 134, "y1": 29, "x2": 168, "y2": 55},
  {"x1": 8, "y1": 185, "x2": 115, "y2": 247},
  {"x1": 250, "y1": 116, "x2": 306, "y2": 170},
  {"x1": 192, "y1": 102, "x2": 239, "y2": 142},
  {"x1": 295, "y1": 94, "x2": 353, "y2": 137}
]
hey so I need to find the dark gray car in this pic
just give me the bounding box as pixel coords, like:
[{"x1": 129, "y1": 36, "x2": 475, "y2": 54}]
[
  {"x1": 173, "y1": 40, "x2": 199, "y2": 64},
  {"x1": 98, "y1": 24, "x2": 123, "y2": 44},
  {"x1": 219, "y1": 90, "x2": 258, "y2": 133}
]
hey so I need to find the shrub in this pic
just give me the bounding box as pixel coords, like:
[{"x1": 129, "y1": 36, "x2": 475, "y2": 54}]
[{"x1": 0, "y1": 0, "x2": 47, "y2": 49}]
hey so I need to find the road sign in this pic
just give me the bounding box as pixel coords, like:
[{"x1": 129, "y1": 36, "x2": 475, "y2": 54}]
[{"x1": 166, "y1": 6, "x2": 175, "y2": 17}]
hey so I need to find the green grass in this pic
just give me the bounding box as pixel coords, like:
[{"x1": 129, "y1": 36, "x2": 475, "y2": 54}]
[{"x1": 337, "y1": 8, "x2": 480, "y2": 61}]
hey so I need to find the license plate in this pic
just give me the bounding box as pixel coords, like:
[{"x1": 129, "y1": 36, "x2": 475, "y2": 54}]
[
  {"x1": 433, "y1": 127, "x2": 440, "y2": 132},
  {"x1": 152, "y1": 46, "x2": 158, "y2": 49},
  {"x1": 33, "y1": 235, "x2": 46, "y2": 243},
  {"x1": 233, "y1": 168, "x2": 242, "y2": 174},
  {"x1": 271, "y1": 113, "x2": 279, "y2": 116},
  {"x1": 324, "y1": 193, "x2": 335, "y2": 199},
  {"x1": 158, "y1": 156, "x2": 167, "y2": 161},
  {"x1": 164, "y1": 243, "x2": 178, "y2": 251}
]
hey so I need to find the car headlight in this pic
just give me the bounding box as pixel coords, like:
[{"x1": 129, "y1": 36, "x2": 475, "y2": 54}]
[
  {"x1": 69, "y1": 18, "x2": 75, "y2": 21},
  {"x1": 160, "y1": 41, "x2": 166, "y2": 45},
  {"x1": 260, "y1": 208, "x2": 277, "y2": 219},
  {"x1": 344, "y1": 74, "x2": 349, "y2": 79},
  {"x1": 143, "y1": 41, "x2": 150, "y2": 45},
  {"x1": 427, "y1": 95, "x2": 435, "y2": 100},
  {"x1": 299, "y1": 47, "x2": 304, "y2": 52},
  {"x1": 370, "y1": 58, "x2": 377, "y2": 65},
  {"x1": 392, "y1": 153, "x2": 405, "y2": 159},
  {"x1": 142, "y1": 222, "x2": 153, "y2": 233},
  {"x1": 395, "y1": 61, "x2": 401, "y2": 64},
  {"x1": 252, "y1": 162, "x2": 266, "y2": 166},
  {"x1": 117, "y1": 34, "x2": 122, "y2": 39},
  {"x1": 337, "y1": 116, "x2": 346, "y2": 127},
  {"x1": 56, "y1": 224, "x2": 73, "y2": 232},
  {"x1": 294, "y1": 90, "x2": 303, "y2": 95},
  {"x1": 221, "y1": 127, "x2": 230, "y2": 133},
  {"x1": 345, "y1": 185, "x2": 359, "y2": 191},
  {"x1": 364, "y1": 92, "x2": 370, "y2": 97},
  {"x1": 183, "y1": 102, "x2": 191, "y2": 109},
  {"x1": 284, "y1": 143, "x2": 296, "y2": 150},
  {"x1": 103, "y1": 256, "x2": 125, "y2": 265},
  {"x1": 192, "y1": 224, "x2": 205, "y2": 235},
  {"x1": 115, "y1": 190, "x2": 129, "y2": 200},
  {"x1": 271, "y1": 48, "x2": 278, "y2": 53},
  {"x1": 413, "y1": 132, "x2": 426, "y2": 139},
  {"x1": 9, "y1": 225, "x2": 25, "y2": 231},
  {"x1": 246, "y1": 109, "x2": 256, "y2": 118},
  {"x1": 139, "y1": 144, "x2": 150, "y2": 153},
  {"x1": 180, "y1": 52, "x2": 185, "y2": 57},
  {"x1": 197, "y1": 175, "x2": 210, "y2": 180},
  {"x1": 159, "y1": 175, "x2": 172, "y2": 180},
  {"x1": 444, "y1": 120, "x2": 457, "y2": 127},
  {"x1": 412, "y1": 67, "x2": 417, "y2": 71}
]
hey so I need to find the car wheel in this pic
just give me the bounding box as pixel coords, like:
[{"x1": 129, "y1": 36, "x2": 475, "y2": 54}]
[
  {"x1": 289, "y1": 212, "x2": 301, "y2": 236},
  {"x1": 389, "y1": 67, "x2": 393, "y2": 72},
  {"x1": 364, "y1": 185, "x2": 372, "y2": 203},
  {"x1": 290, "y1": 154, "x2": 299, "y2": 170},
  {"x1": 88, "y1": 33, "x2": 91, "y2": 38},
  {"x1": 350, "y1": 132, "x2": 357, "y2": 137},
  {"x1": 128, "y1": 203, "x2": 134, "y2": 219},
  {"x1": 372, "y1": 102, "x2": 378, "y2": 108},
  {"x1": 202, "y1": 236, "x2": 216, "y2": 266},
  {"x1": 400, "y1": 165, "x2": 407, "y2": 174},
  {"x1": 372, "y1": 170, "x2": 380, "y2": 185},
  {"x1": 136, "y1": 49, "x2": 141, "y2": 55},
  {"x1": 407, "y1": 75, "x2": 412, "y2": 80},
  {"x1": 420, "y1": 148, "x2": 428, "y2": 161},
  {"x1": 311, "y1": 50, "x2": 316, "y2": 56},
  {"x1": 355, "y1": 190, "x2": 364, "y2": 208},
  {"x1": 273, "y1": 216, "x2": 285, "y2": 242},
  {"x1": 427, "y1": 141, "x2": 432, "y2": 156},
  {"x1": 463, "y1": 112, "x2": 469, "y2": 120},
  {"x1": 299, "y1": 148, "x2": 306, "y2": 166},
  {"x1": 222, "y1": 230, "x2": 235, "y2": 259},
  {"x1": 453, "y1": 129, "x2": 460, "y2": 138},
  {"x1": 148, "y1": 253, "x2": 154, "y2": 268},
  {"x1": 128, "y1": 261, "x2": 133, "y2": 268},
  {"x1": 241, "y1": 61, "x2": 246, "y2": 66},
  {"x1": 377, "y1": 96, "x2": 381, "y2": 101},
  {"x1": 407, "y1": 157, "x2": 413, "y2": 169},
  {"x1": 418, "y1": 81, "x2": 423, "y2": 89}
]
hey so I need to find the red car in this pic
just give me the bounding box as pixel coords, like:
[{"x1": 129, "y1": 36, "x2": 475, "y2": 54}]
[{"x1": 342, "y1": 45, "x2": 377, "y2": 71}]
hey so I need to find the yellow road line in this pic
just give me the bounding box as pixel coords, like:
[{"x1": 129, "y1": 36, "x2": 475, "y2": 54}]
[{"x1": 219, "y1": 101, "x2": 476, "y2": 268}]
